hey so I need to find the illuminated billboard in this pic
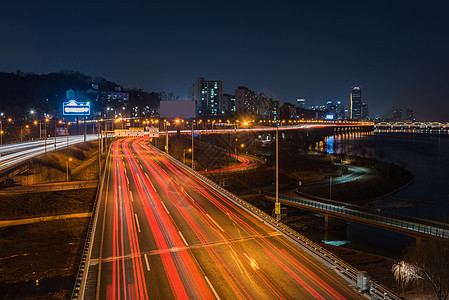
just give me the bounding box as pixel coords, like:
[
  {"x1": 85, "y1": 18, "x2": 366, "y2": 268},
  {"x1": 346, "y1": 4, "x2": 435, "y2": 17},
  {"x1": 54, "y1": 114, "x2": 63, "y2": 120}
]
[
  {"x1": 325, "y1": 114, "x2": 335, "y2": 120},
  {"x1": 63, "y1": 100, "x2": 91, "y2": 116}
]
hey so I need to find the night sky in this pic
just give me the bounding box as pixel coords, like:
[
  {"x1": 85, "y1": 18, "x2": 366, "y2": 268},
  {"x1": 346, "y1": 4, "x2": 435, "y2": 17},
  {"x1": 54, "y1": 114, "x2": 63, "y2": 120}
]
[{"x1": 1, "y1": 1, "x2": 449, "y2": 121}]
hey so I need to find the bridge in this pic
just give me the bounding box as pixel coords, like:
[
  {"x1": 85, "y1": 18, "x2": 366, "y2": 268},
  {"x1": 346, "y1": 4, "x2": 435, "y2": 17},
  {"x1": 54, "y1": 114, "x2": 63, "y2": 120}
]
[
  {"x1": 263, "y1": 191, "x2": 449, "y2": 241},
  {"x1": 375, "y1": 121, "x2": 449, "y2": 130}
]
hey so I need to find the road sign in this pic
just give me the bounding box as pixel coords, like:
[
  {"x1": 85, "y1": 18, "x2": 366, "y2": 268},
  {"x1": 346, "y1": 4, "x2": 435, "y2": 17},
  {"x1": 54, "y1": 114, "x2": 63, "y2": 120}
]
[
  {"x1": 147, "y1": 126, "x2": 159, "y2": 137},
  {"x1": 275, "y1": 202, "x2": 280, "y2": 214},
  {"x1": 115, "y1": 129, "x2": 144, "y2": 137}
]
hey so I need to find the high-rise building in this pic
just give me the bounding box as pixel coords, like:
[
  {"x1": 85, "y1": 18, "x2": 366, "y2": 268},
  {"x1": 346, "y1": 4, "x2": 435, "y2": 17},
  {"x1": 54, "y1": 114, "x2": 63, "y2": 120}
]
[
  {"x1": 235, "y1": 86, "x2": 258, "y2": 114},
  {"x1": 336, "y1": 101, "x2": 345, "y2": 119},
  {"x1": 406, "y1": 108, "x2": 414, "y2": 121},
  {"x1": 326, "y1": 100, "x2": 337, "y2": 116},
  {"x1": 393, "y1": 108, "x2": 402, "y2": 120},
  {"x1": 187, "y1": 77, "x2": 223, "y2": 116},
  {"x1": 222, "y1": 94, "x2": 235, "y2": 114},
  {"x1": 350, "y1": 86, "x2": 362, "y2": 120},
  {"x1": 361, "y1": 102, "x2": 369, "y2": 120},
  {"x1": 296, "y1": 98, "x2": 306, "y2": 109}
]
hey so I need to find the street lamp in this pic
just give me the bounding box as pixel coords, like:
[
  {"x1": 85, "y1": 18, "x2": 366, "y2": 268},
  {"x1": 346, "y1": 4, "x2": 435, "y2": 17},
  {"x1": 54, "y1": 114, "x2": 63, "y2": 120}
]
[
  {"x1": 66, "y1": 158, "x2": 72, "y2": 182},
  {"x1": 183, "y1": 148, "x2": 191, "y2": 164},
  {"x1": 275, "y1": 124, "x2": 280, "y2": 221},
  {"x1": 66, "y1": 122, "x2": 71, "y2": 147}
]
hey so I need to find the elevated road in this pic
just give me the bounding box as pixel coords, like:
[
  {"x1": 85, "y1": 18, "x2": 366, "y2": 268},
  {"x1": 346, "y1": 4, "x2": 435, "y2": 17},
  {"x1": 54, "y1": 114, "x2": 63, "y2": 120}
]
[
  {"x1": 263, "y1": 192, "x2": 449, "y2": 239},
  {"x1": 0, "y1": 134, "x2": 98, "y2": 174},
  {"x1": 84, "y1": 137, "x2": 364, "y2": 299}
]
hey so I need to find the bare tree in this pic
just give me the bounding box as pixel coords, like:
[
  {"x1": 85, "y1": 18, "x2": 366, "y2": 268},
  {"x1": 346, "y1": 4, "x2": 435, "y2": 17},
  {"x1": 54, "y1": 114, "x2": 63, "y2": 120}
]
[{"x1": 392, "y1": 238, "x2": 449, "y2": 300}]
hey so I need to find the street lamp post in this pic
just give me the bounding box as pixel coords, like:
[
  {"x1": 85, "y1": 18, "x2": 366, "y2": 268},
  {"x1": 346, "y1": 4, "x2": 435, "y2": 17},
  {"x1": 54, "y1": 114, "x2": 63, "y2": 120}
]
[
  {"x1": 275, "y1": 125, "x2": 280, "y2": 222},
  {"x1": 66, "y1": 158, "x2": 72, "y2": 182},
  {"x1": 66, "y1": 122, "x2": 71, "y2": 148},
  {"x1": 164, "y1": 120, "x2": 169, "y2": 153},
  {"x1": 191, "y1": 121, "x2": 195, "y2": 169},
  {"x1": 183, "y1": 148, "x2": 191, "y2": 164}
]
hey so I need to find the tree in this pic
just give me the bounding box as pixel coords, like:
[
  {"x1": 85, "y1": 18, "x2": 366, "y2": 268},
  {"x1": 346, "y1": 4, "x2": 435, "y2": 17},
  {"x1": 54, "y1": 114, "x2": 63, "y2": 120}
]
[{"x1": 392, "y1": 238, "x2": 449, "y2": 300}]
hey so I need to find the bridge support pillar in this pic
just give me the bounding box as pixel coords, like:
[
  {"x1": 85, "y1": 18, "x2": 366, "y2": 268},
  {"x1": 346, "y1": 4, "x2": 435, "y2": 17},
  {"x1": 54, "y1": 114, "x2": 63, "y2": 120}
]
[
  {"x1": 415, "y1": 236, "x2": 422, "y2": 247},
  {"x1": 324, "y1": 214, "x2": 346, "y2": 231}
]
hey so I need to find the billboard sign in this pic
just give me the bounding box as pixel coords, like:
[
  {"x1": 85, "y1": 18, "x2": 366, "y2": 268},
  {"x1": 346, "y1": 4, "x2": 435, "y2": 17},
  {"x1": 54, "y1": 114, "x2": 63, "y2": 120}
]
[
  {"x1": 63, "y1": 100, "x2": 91, "y2": 116},
  {"x1": 160, "y1": 100, "x2": 196, "y2": 119}
]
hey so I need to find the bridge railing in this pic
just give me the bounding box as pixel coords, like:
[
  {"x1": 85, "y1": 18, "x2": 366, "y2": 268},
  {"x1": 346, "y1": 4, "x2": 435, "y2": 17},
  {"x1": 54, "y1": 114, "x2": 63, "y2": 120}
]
[
  {"x1": 153, "y1": 144, "x2": 402, "y2": 300},
  {"x1": 262, "y1": 191, "x2": 449, "y2": 239},
  {"x1": 294, "y1": 190, "x2": 449, "y2": 232}
]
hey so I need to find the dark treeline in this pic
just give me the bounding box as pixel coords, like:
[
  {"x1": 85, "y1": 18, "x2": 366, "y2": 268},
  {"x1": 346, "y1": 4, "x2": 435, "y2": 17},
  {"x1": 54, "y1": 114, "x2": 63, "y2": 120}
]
[{"x1": 0, "y1": 70, "x2": 160, "y2": 117}]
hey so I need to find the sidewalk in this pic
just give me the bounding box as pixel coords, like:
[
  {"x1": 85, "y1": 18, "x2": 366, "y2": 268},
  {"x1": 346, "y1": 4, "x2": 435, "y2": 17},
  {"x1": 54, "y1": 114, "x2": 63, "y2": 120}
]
[
  {"x1": 0, "y1": 212, "x2": 91, "y2": 228},
  {"x1": 0, "y1": 180, "x2": 98, "y2": 195}
]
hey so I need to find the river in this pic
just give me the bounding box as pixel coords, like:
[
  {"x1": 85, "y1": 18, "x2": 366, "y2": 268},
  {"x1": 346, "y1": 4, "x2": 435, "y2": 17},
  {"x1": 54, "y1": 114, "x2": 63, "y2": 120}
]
[{"x1": 310, "y1": 130, "x2": 449, "y2": 256}]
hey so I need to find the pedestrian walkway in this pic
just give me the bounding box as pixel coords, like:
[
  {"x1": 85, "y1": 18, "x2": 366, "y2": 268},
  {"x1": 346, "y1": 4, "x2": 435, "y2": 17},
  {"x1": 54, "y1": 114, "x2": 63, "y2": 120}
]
[
  {"x1": 0, "y1": 180, "x2": 98, "y2": 195},
  {"x1": 0, "y1": 212, "x2": 91, "y2": 228}
]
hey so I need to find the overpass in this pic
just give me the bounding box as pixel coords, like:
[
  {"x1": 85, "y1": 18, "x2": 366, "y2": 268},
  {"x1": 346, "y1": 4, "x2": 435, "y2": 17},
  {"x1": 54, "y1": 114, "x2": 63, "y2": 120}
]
[
  {"x1": 263, "y1": 191, "x2": 449, "y2": 241},
  {"x1": 0, "y1": 134, "x2": 98, "y2": 181}
]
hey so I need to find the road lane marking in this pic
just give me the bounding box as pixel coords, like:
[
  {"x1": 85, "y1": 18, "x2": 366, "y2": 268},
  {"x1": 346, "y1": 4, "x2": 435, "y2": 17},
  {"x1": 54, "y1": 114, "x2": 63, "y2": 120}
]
[
  {"x1": 126, "y1": 176, "x2": 129, "y2": 185},
  {"x1": 178, "y1": 231, "x2": 189, "y2": 246},
  {"x1": 204, "y1": 276, "x2": 221, "y2": 300},
  {"x1": 161, "y1": 201, "x2": 170, "y2": 215},
  {"x1": 140, "y1": 164, "x2": 144, "y2": 169},
  {"x1": 206, "y1": 214, "x2": 225, "y2": 232},
  {"x1": 144, "y1": 254, "x2": 150, "y2": 271},
  {"x1": 135, "y1": 214, "x2": 141, "y2": 232},
  {"x1": 129, "y1": 191, "x2": 134, "y2": 202}
]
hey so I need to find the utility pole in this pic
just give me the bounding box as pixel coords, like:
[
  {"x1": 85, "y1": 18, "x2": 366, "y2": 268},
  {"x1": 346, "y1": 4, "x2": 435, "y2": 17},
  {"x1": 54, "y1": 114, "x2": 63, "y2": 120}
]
[
  {"x1": 191, "y1": 121, "x2": 194, "y2": 169},
  {"x1": 275, "y1": 125, "x2": 280, "y2": 221},
  {"x1": 165, "y1": 121, "x2": 168, "y2": 153}
]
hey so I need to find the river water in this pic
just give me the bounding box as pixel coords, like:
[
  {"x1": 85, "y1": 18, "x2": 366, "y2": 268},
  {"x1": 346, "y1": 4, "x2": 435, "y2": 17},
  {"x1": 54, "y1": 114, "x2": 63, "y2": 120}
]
[{"x1": 309, "y1": 130, "x2": 449, "y2": 256}]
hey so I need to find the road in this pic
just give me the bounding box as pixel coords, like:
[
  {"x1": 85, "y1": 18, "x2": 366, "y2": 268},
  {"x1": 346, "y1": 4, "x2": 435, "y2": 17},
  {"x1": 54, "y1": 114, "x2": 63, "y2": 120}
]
[
  {"x1": 199, "y1": 152, "x2": 262, "y2": 174},
  {"x1": 88, "y1": 137, "x2": 363, "y2": 299},
  {"x1": 0, "y1": 134, "x2": 98, "y2": 173}
]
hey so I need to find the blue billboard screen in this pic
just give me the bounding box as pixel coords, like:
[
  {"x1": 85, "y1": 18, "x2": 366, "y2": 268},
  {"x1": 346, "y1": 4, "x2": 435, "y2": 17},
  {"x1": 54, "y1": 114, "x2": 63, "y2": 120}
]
[{"x1": 63, "y1": 100, "x2": 91, "y2": 116}]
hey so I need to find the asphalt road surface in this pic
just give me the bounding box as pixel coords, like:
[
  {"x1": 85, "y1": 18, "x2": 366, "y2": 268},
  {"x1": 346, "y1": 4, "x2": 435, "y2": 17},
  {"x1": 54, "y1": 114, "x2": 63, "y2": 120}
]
[
  {"x1": 0, "y1": 134, "x2": 98, "y2": 173},
  {"x1": 88, "y1": 137, "x2": 363, "y2": 299}
]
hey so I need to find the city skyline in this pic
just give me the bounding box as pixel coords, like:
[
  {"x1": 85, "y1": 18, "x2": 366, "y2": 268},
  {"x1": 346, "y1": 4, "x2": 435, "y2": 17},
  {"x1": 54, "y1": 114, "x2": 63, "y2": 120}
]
[{"x1": 1, "y1": 1, "x2": 449, "y2": 121}]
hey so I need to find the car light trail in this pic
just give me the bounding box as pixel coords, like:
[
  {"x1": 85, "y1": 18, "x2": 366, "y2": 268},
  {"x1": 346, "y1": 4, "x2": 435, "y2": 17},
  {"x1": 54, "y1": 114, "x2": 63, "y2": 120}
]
[{"x1": 88, "y1": 137, "x2": 363, "y2": 299}]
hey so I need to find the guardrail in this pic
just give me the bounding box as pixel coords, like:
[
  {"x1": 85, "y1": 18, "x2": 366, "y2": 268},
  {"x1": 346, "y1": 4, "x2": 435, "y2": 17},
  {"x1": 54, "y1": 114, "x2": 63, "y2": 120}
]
[
  {"x1": 262, "y1": 191, "x2": 449, "y2": 239},
  {"x1": 71, "y1": 146, "x2": 111, "y2": 300},
  {"x1": 153, "y1": 144, "x2": 402, "y2": 300}
]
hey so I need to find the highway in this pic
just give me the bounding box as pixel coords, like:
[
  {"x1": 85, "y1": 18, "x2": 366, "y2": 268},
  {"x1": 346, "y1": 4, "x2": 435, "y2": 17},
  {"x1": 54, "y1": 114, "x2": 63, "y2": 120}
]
[
  {"x1": 0, "y1": 134, "x2": 98, "y2": 173},
  {"x1": 87, "y1": 137, "x2": 363, "y2": 299}
]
